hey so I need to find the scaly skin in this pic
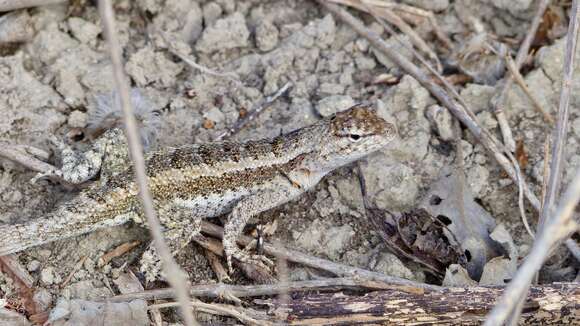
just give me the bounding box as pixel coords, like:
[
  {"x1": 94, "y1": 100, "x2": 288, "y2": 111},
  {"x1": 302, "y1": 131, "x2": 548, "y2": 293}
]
[{"x1": 0, "y1": 104, "x2": 397, "y2": 273}]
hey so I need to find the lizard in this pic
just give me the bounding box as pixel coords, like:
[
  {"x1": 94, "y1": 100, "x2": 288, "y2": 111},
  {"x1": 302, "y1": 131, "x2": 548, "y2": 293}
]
[{"x1": 0, "y1": 103, "x2": 397, "y2": 274}]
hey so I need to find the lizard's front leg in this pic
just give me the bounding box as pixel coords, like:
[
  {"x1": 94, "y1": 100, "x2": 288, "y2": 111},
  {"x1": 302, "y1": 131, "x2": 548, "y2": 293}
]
[{"x1": 224, "y1": 187, "x2": 300, "y2": 272}]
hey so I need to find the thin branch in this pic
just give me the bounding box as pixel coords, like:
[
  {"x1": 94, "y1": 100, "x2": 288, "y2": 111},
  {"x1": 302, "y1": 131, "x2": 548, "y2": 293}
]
[
  {"x1": 0, "y1": 144, "x2": 55, "y2": 174},
  {"x1": 539, "y1": 0, "x2": 580, "y2": 231},
  {"x1": 149, "y1": 300, "x2": 271, "y2": 326},
  {"x1": 106, "y1": 277, "x2": 421, "y2": 303},
  {"x1": 97, "y1": 1, "x2": 197, "y2": 325}
]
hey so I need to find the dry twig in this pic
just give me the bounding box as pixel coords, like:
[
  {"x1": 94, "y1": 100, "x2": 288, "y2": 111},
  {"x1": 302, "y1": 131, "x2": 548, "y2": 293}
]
[
  {"x1": 97, "y1": 241, "x2": 141, "y2": 267},
  {"x1": 97, "y1": 1, "x2": 197, "y2": 325},
  {"x1": 150, "y1": 300, "x2": 270, "y2": 326},
  {"x1": 107, "y1": 277, "x2": 420, "y2": 303}
]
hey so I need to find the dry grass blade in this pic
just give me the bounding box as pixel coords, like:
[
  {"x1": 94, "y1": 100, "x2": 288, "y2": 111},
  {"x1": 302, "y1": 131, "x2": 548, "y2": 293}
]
[{"x1": 97, "y1": 1, "x2": 198, "y2": 325}]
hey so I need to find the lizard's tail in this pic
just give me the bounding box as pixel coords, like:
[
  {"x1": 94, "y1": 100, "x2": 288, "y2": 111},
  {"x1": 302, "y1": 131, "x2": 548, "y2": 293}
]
[{"x1": 0, "y1": 194, "x2": 130, "y2": 256}]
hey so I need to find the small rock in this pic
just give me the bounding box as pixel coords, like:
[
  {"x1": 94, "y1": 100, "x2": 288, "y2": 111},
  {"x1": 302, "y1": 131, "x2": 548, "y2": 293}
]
[
  {"x1": 33, "y1": 288, "x2": 53, "y2": 311},
  {"x1": 255, "y1": 20, "x2": 279, "y2": 52},
  {"x1": 67, "y1": 110, "x2": 87, "y2": 128},
  {"x1": 354, "y1": 54, "x2": 376, "y2": 70},
  {"x1": 425, "y1": 104, "x2": 454, "y2": 141},
  {"x1": 203, "y1": 106, "x2": 225, "y2": 126},
  {"x1": 126, "y1": 46, "x2": 183, "y2": 88},
  {"x1": 372, "y1": 34, "x2": 413, "y2": 69},
  {"x1": 28, "y1": 23, "x2": 79, "y2": 64},
  {"x1": 293, "y1": 219, "x2": 354, "y2": 260},
  {"x1": 369, "y1": 252, "x2": 417, "y2": 280},
  {"x1": 317, "y1": 83, "x2": 345, "y2": 96},
  {"x1": 443, "y1": 264, "x2": 478, "y2": 286},
  {"x1": 460, "y1": 84, "x2": 495, "y2": 114},
  {"x1": 202, "y1": 2, "x2": 223, "y2": 27},
  {"x1": 0, "y1": 308, "x2": 29, "y2": 326},
  {"x1": 0, "y1": 11, "x2": 34, "y2": 44},
  {"x1": 316, "y1": 95, "x2": 355, "y2": 117},
  {"x1": 195, "y1": 12, "x2": 250, "y2": 53},
  {"x1": 41, "y1": 267, "x2": 57, "y2": 285},
  {"x1": 27, "y1": 260, "x2": 40, "y2": 272},
  {"x1": 67, "y1": 17, "x2": 100, "y2": 45}
]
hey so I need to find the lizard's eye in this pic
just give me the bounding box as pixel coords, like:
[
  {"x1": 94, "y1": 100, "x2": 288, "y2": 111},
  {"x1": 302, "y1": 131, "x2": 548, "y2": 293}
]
[{"x1": 349, "y1": 134, "x2": 361, "y2": 142}]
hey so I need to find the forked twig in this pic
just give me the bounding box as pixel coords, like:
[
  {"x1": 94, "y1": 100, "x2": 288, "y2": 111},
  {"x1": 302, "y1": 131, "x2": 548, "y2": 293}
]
[{"x1": 97, "y1": 1, "x2": 197, "y2": 325}]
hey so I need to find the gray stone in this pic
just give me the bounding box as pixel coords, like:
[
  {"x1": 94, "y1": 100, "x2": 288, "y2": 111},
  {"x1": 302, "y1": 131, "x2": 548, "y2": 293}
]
[
  {"x1": 203, "y1": 2, "x2": 223, "y2": 27},
  {"x1": 196, "y1": 12, "x2": 250, "y2": 53},
  {"x1": 255, "y1": 20, "x2": 279, "y2": 52},
  {"x1": 316, "y1": 95, "x2": 355, "y2": 117}
]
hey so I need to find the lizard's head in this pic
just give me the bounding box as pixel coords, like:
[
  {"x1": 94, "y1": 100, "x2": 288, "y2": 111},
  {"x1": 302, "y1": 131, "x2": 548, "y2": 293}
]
[{"x1": 314, "y1": 103, "x2": 397, "y2": 170}]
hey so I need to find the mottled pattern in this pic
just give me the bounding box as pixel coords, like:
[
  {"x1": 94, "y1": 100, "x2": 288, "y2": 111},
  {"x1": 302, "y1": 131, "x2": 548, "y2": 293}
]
[{"x1": 0, "y1": 104, "x2": 398, "y2": 272}]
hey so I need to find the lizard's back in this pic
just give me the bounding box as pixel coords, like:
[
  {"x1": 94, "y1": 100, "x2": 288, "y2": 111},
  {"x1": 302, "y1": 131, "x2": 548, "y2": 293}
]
[{"x1": 84, "y1": 132, "x2": 312, "y2": 221}]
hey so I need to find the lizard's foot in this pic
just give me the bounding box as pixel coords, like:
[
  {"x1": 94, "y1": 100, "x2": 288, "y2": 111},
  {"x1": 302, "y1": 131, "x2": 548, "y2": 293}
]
[{"x1": 225, "y1": 246, "x2": 274, "y2": 274}]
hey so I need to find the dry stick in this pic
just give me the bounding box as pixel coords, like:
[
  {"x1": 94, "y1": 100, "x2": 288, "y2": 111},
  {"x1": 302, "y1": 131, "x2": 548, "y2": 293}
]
[
  {"x1": 107, "y1": 277, "x2": 419, "y2": 303},
  {"x1": 491, "y1": 0, "x2": 552, "y2": 152},
  {"x1": 97, "y1": 1, "x2": 197, "y2": 326},
  {"x1": 485, "y1": 3, "x2": 580, "y2": 324},
  {"x1": 200, "y1": 221, "x2": 438, "y2": 290},
  {"x1": 319, "y1": 1, "x2": 542, "y2": 211},
  {"x1": 539, "y1": 0, "x2": 580, "y2": 231},
  {"x1": 0, "y1": 145, "x2": 55, "y2": 174},
  {"x1": 149, "y1": 300, "x2": 270, "y2": 326},
  {"x1": 505, "y1": 54, "x2": 555, "y2": 124}
]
